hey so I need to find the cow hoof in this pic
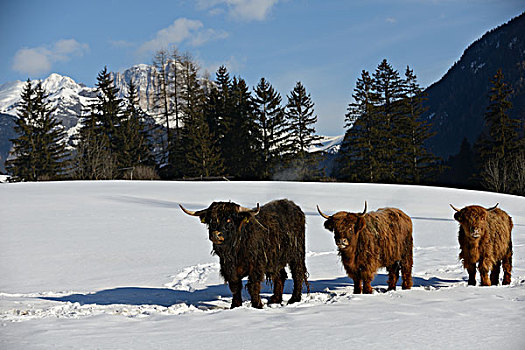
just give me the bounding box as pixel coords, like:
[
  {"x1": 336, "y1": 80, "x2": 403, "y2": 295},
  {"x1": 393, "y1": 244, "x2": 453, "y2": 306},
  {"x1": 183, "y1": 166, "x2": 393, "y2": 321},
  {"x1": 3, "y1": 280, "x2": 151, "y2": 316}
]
[
  {"x1": 268, "y1": 295, "x2": 283, "y2": 305},
  {"x1": 251, "y1": 301, "x2": 264, "y2": 309},
  {"x1": 287, "y1": 296, "x2": 301, "y2": 304},
  {"x1": 230, "y1": 299, "x2": 242, "y2": 309}
]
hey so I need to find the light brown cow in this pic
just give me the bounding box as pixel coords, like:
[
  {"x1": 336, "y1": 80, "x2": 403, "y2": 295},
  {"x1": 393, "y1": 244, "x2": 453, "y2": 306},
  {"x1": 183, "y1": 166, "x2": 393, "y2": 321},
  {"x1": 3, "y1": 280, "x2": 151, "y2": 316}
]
[
  {"x1": 318, "y1": 202, "x2": 413, "y2": 294},
  {"x1": 450, "y1": 203, "x2": 513, "y2": 286}
]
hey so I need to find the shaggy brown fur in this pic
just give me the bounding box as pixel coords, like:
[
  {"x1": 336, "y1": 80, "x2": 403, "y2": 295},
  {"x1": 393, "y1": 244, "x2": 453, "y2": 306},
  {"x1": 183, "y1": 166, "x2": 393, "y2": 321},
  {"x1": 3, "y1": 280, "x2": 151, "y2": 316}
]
[
  {"x1": 452, "y1": 204, "x2": 513, "y2": 286},
  {"x1": 182, "y1": 199, "x2": 308, "y2": 309},
  {"x1": 319, "y1": 205, "x2": 413, "y2": 294}
]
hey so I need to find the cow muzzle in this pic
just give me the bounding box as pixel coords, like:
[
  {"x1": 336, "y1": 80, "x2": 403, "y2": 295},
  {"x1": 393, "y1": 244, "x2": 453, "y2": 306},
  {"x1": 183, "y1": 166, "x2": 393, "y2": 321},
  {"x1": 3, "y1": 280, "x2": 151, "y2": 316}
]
[
  {"x1": 336, "y1": 238, "x2": 349, "y2": 249},
  {"x1": 469, "y1": 228, "x2": 481, "y2": 239},
  {"x1": 210, "y1": 231, "x2": 225, "y2": 244}
]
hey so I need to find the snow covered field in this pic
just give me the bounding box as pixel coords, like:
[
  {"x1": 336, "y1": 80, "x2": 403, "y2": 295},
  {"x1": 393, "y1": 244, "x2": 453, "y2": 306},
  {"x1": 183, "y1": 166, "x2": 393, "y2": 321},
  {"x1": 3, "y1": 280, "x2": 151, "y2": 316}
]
[{"x1": 1, "y1": 181, "x2": 524, "y2": 349}]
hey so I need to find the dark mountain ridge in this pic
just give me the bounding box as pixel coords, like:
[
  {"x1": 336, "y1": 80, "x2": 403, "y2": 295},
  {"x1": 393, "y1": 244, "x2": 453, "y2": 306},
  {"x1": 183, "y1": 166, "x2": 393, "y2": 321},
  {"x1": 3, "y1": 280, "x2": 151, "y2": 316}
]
[{"x1": 423, "y1": 12, "x2": 525, "y2": 158}]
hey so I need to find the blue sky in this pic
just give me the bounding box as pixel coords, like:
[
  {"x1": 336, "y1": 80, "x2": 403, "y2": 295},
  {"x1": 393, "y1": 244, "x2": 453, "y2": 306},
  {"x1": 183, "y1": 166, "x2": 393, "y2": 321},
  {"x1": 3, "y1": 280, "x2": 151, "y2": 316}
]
[{"x1": 1, "y1": 0, "x2": 523, "y2": 135}]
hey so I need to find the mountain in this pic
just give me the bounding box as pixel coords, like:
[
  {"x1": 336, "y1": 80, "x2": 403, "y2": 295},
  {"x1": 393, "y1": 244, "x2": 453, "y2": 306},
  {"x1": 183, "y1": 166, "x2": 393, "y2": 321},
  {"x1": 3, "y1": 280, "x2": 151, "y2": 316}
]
[
  {"x1": 423, "y1": 12, "x2": 525, "y2": 159},
  {"x1": 0, "y1": 66, "x2": 343, "y2": 172},
  {"x1": 0, "y1": 66, "x2": 160, "y2": 172}
]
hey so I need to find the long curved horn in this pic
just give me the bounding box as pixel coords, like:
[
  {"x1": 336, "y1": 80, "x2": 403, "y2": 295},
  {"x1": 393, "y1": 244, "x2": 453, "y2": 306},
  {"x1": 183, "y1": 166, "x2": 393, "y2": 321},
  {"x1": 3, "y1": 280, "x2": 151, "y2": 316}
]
[
  {"x1": 317, "y1": 205, "x2": 331, "y2": 219},
  {"x1": 179, "y1": 204, "x2": 205, "y2": 217},
  {"x1": 358, "y1": 201, "x2": 367, "y2": 216},
  {"x1": 239, "y1": 203, "x2": 260, "y2": 216},
  {"x1": 487, "y1": 203, "x2": 499, "y2": 211},
  {"x1": 449, "y1": 204, "x2": 461, "y2": 212}
]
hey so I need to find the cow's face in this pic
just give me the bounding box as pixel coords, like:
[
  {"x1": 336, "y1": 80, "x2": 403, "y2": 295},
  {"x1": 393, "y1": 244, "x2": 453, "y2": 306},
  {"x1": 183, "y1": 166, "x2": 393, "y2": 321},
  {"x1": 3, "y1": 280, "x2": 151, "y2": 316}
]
[
  {"x1": 180, "y1": 202, "x2": 259, "y2": 245},
  {"x1": 200, "y1": 202, "x2": 250, "y2": 245},
  {"x1": 317, "y1": 203, "x2": 367, "y2": 250},
  {"x1": 323, "y1": 212, "x2": 366, "y2": 250},
  {"x1": 453, "y1": 206, "x2": 489, "y2": 240}
]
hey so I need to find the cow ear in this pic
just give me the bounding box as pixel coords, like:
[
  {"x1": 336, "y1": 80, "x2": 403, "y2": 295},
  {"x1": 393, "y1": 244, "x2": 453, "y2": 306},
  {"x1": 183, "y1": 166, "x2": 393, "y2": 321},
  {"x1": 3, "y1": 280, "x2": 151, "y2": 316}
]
[
  {"x1": 453, "y1": 212, "x2": 461, "y2": 222},
  {"x1": 199, "y1": 214, "x2": 207, "y2": 224},
  {"x1": 355, "y1": 216, "x2": 366, "y2": 233}
]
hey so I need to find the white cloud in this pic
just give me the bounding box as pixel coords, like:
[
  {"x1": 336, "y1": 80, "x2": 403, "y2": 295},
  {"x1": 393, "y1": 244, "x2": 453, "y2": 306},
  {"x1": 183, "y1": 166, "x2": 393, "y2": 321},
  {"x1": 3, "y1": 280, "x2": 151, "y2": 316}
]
[
  {"x1": 386, "y1": 17, "x2": 397, "y2": 24},
  {"x1": 198, "y1": 0, "x2": 280, "y2": 21},
  {"x1": 138, "y1": 18, "x2": 228, "y2": 54},
  {"x1": 12, "y1": 39, "x2": 89, "y2": 76}
]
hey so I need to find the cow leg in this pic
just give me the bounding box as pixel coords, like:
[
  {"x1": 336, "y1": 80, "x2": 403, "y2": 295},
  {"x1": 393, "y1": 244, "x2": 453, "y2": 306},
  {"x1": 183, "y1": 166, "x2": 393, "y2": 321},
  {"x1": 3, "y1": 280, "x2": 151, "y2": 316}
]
[
  {"x1": 401, "y1": 245, "x2": 413, "y2": 290},
  {"x1": 269, "y1": 269, "x2": 287, "y2": 305},
  {"x1": 490, "y1": 261, "x2": 501, "y2": 286},
  {"x1": 353, "y1": 277, "x2": 362, "y2": 294},
  {"x1": 288, "y1": 261, "x2": 306, "y2": 305},
  {"x1": 246, "y1": 276, "x2": 264, "y2": 309},
  {"x1": 466, "y1": 263, "x2": 477, "y2": 286},
  {"x1": 387, "y1": 261, "x2": 400, "y2": 291},
  {"x1": 228, "y1": 279, "x2": 243, "y2": 309},
  {"x1": 478, "y1": 261, "x2": 491, "y2": 286},
  {"x1": 502, "y1": 248, "x2": 512, "y2": 285},
  {"x1": 362, "y1": 275, "x2": 374, "y2": 294}
]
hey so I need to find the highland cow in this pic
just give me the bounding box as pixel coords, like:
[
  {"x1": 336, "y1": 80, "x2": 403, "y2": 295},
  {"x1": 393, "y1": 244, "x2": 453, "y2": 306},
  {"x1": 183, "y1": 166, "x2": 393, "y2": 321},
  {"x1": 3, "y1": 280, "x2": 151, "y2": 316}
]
[
  {"x1": 450, "y1": 203, "x2": 513, "y2": 286},
  {"x1": 180, "y1": 199, "x2": 309, "y2": 309},
  {"x1": 317, "y1": 202, "x2": 413, "y2": 294}
]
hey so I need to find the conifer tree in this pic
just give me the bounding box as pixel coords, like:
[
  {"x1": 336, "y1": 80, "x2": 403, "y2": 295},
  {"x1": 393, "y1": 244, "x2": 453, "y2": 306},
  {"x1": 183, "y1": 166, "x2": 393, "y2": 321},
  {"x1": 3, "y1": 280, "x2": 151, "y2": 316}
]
[
  {"x1": 479, "y1": 69, "x2": 521, "y2": 193},
  {"x1": 398, "y1": 66, "x2": 439, "y2": 183},
  {"x1": 372, "y1": 59, "x2": 405, "y2": 182},
  {"x1": 253, "y1": 77, "x2": 287, "y2": 178},
  {"x1": 119, "y1": 79, "x2": 153, "y2": 170},
  {"x1": 283, "y1": 81, "x2": 322, "y2": 180},
  {"x1": 180, "y1": 57, "x2": 224, "y2": 177},
  {"x1": 338, "y1": 70, "x2": 379, "y2": 182},
  {"x1": 75, "y1": 66, "x2": 123, "y2": 179},
  {"x1": 7, "y1": 80, "x2": 68, "y2": 181},
  {"x1": 226, "y1": 76, "x2": 261, "y2": 179}
]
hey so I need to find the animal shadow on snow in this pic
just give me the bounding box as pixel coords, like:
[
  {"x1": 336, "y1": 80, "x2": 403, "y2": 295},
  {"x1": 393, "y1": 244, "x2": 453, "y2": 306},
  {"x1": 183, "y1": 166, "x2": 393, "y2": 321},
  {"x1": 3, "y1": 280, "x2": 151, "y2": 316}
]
[{"x1": 40, "y1": 274, "x2": 459, "y2": 308}]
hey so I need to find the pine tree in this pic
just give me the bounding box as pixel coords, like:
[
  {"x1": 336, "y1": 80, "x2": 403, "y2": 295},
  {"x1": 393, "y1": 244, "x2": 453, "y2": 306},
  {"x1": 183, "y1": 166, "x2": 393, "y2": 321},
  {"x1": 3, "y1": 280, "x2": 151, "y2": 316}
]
[
  {"x1": 119, "y1": 79, "x2": 153, "y2": 170},
  {"x1": 372, "y1": 59, "x2": 405, "y2": 182},
  {"x1": 253, "y1": 77, "x2": 287, "y2": 178},
  {"x1": 338, "y1": 70, "x2": 379, "y2": 182},
  {"x1": 398, "y1": 66, "x2": 439, "y2": 183},
  {"x1": 180, "y1": 57, "x2": 224, "y2": 177},
  {"x1": 479, "y1": 69, "x2": 521, "y2": 193},
  {"x1": 75, "y1": 66, "x2": 123, "y2": 179},
  {"x1": 7, "y1": 80, "x2": 68, "y2": 181},
  {"x1": 226, "y1": 76, "x2": 261, "y2": 179},
  {"x1": 283, "y1": 81, "x2": 322, "y2": 180}
]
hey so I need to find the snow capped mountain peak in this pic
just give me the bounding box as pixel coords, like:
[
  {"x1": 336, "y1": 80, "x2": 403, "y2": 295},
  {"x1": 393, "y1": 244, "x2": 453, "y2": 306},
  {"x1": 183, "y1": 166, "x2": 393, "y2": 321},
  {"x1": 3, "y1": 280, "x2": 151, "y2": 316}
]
[{"x1": 43, "y1": 73, "x2": 81, "y2": 92}]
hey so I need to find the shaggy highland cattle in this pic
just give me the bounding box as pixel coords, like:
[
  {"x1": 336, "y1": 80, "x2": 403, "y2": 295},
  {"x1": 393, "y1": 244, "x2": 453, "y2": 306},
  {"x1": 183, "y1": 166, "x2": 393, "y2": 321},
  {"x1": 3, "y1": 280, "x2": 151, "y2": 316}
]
[
  {"x1": 317, "y1": 202, "x2": 413, "y2": 294},
  {"x1": 450, "y1": 203, "x2": 513, "y2": 286},
  {"x1": 180, "y1": 199, "x2": 309, "y2": 309}
]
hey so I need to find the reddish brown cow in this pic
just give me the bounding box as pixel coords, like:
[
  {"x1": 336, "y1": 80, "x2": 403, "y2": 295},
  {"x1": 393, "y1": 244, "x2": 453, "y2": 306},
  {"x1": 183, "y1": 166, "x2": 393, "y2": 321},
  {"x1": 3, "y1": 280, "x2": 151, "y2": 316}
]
[
  {"x1": 450, "y1": 203, "x2": 513, "y2": 286},
  {"x1": 318, "y1": 202, "x2": 413, "y2": 294}
]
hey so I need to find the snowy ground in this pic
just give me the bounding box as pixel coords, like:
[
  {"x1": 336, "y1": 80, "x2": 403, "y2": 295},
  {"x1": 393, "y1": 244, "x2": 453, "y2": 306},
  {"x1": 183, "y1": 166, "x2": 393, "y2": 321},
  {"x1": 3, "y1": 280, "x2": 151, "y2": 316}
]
[{"x1": 1, "y1": 181, "x2": 524, "y2": 349}]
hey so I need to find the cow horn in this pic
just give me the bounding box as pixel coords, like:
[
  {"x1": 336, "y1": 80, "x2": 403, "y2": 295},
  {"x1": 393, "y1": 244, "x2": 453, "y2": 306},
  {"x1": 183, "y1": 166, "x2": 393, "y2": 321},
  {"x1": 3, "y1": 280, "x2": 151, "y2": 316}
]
[
  {"x1": 449, "y1": 204, "x2": 461, "y2": 212},
  {"x1": 317, "y1": 205, "x2": 330, "y2": 219},
  {"x1": 358, "y1": 201, "x2": 367, "y2": 216},
  {"x1": 179, "y1": 204, "x2": 205, "y2": 217},
  {"x1": 487, "y1": 203, "x2": 499, "y2": 211},
  {"x1": 239, "y1": 203, "x2": 260, "y2": 215}
]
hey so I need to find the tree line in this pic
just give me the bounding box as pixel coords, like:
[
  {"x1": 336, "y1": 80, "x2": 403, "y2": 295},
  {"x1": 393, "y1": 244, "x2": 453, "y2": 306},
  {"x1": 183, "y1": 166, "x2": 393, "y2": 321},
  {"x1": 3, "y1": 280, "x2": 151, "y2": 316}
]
[
  {"x1": 6, "y1": 52, "x2": 523, "y2": 195},
  {"x1": 439, "y1": 68, "x2": 524, "y2": 195},
  {"x1": 7, "y1": 48, "x2": 322, "y2": 181}
]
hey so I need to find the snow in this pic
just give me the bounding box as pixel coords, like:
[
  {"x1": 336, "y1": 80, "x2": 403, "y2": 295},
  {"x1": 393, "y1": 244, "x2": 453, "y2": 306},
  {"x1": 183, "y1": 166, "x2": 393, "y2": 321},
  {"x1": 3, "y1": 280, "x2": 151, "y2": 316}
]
[
  {"x1": 308, "y1": 135, "x2": 344, "y2": 153},
  {"x1": 1, "y1": 181, "x2": 524, "y2": 349}
]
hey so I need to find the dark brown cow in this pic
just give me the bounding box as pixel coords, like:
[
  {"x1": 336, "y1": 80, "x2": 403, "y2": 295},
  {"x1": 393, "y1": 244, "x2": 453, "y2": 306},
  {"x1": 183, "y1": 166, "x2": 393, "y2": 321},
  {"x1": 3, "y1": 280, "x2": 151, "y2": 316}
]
[
  {"x1": 180, "y1": 199, "x2": 308, "y2": 309},
  {"x1": 317, "y1": 202, "x2": 413, "y2": 294},
  {"x1": 450, "y1": 203, "x2": 513, "y2": 286}
]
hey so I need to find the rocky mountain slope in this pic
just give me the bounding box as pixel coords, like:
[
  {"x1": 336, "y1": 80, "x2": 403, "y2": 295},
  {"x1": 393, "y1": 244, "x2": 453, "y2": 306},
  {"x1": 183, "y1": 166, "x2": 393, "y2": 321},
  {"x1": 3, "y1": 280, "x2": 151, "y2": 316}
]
[{"x1": 423, "y1": 12, "x2": 525, "y2": 158}]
